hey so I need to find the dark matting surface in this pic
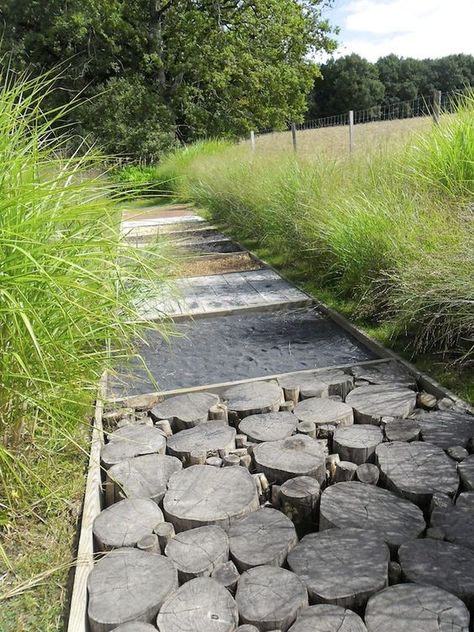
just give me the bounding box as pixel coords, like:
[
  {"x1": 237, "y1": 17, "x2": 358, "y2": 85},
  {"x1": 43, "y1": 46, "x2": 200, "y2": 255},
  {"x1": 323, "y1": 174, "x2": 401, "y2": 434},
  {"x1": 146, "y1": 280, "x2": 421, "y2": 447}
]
[{"x1": 111, "y1": 307, "x2": 376, "y2": 396}]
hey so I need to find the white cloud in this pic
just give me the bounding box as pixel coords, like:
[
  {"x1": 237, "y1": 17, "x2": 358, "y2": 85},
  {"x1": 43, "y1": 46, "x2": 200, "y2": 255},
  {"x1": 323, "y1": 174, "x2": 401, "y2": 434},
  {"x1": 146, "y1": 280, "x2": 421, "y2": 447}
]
[{"x1": 335, "y1": 0, "x2": 474, "y2": 61}]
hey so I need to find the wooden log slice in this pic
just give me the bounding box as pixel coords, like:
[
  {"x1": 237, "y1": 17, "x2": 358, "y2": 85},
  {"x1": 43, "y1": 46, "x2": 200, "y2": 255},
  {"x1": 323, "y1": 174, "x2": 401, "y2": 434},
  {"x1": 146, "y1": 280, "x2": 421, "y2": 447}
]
[
  {"x1": 107, "y1": 454, "x2": 182, "y2": 504},
  {"x1": 399, "y1": 538, "x2": 474, "y2": 609},
  {"x1": 211, "y1": 560, "x2": 240, "y2": 593},
  {"x1": 383, "y1": 418, "x2": 420, "y2": 442},
  {"x1": 345, "y1": 384, "x2": 416, "y2": 425},
  {"x1": 287, "y1": 527, "x2": 389, "y2": 610},
  {"x1": 279, "y1": 476, "x2": 320, "y2": 529},
  {"x1": 157, "y1": 577, "x2": 238, "y2": 632},
  {"x1": 294, "y1": 398, "x2": 353, "y2": 428},
  {"x1": 375, "y1": 441, "x2": 459, "y2": 509},
  {"x1": 319, "y1": 481, "x2": 425, "y2": 551},
  {"x1": 431, "y1": 504, "x2": 474, "y2": 550},
  {"x1": 458, "y1": 454, "x2": 474, "y2": 490},
  {"x1": 101, "y1": 426, "x2": 166, "y2": 469},
  {"x1": 164, "y1": 525, "x2": 229, "y2": 583},
  {"x1": 351, "y1": 362, "x2": 416, "y2": 389},
  {"x1": 253, "y1": 435, "x2": 326, "y2": 484},
  {"x1": 87, "y1": 548, "x2": 178, "y2": 632},
  {"x1": 166, "y1": 421, "x2": 236, "y2": 463},
  {"x1": 288, "y1": 604, "x2": 367, "y2": 632},
  {"x1": 238, "y1": 411, "x2": 297, "y2": 443},
  {"x1": 149, "y1": 392, "x2": 219, "y2": 430},
  {"x1": 110, "y1": 623, "x2": 158, "y2": 632},
  {"x1": 333, "y1": 425, "x2": 383, "y2": 465},
  {"x1": 279, "y1": 370, "x2": 354, "y2": 401},
  {"x1": 355, "y1": 463, "x2": 379, "y2": 485},
  {"x1": 418, "y1": 411, "x2": 474, "y2": 449},
  {"x1": 236, "y1": 565, "x2": 308, "y2": 632},
  {"x1": 228, "y1": 507, "x2": 297, "y2": 571},
  {"x1": 334, "y1": 461, "x2": 358, "y2": 483},
  {"x1": 223, "y1": 381, "x2": 283, "y2": 418},
  {"x1": 457, "y1": 491, "x2": 474, "y2": 510},
  {"x1": 163, "y1": 465, "x2": 259, "y2": 532},
  {"x1": 365, "y1": 583, "x2": 470, "y2": 632},
  {"x1": 93, "y1": 498, "x2": 163, "y2": 551}
]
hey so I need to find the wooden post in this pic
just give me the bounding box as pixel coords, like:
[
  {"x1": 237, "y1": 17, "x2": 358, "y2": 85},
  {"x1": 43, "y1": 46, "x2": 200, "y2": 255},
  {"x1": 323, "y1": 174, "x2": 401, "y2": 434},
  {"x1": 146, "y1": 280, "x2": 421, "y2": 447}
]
[
  {"x1": 291, "y1": 122, "x2": 297, "y2": 153},
  {"x1": 348, "y1": 110, "x2": 354, "y2": 153},
  {"x1": 433, "y1": 89, "x2": 442, "y2": 125},
  {"x1": 250, "y1": 130, "x2": 256, "y2": 152}
]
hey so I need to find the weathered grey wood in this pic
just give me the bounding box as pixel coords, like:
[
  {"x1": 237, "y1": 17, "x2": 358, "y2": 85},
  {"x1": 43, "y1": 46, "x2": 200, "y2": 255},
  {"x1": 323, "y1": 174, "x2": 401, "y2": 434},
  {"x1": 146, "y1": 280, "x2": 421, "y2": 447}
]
[
  {"x1": 279, "y1": 370, "x2": 354, "y2": 400},
  {"x1": 399, "y1": 538, "x2": 474, "y2": 609},
  {"x1": 418, "y1": 411, "x2": 474, "y2": 449},
  {"x1": 253, "y1": 435, "x2": 326, "y2": 484},
  {"x1": 365, "y1": 584, "x2": 470, "y2": 632},
  {"x1": 351, "y1": 362, "x2": 416, "y2": 389},
  {"x1": 157, "y1": 577, "x2": 239, "y2": 632},
  {"x1": 223, "y1": 454, "x2": 240, "y2": 466},
  {"x1": 165, "y1": 525, "x2": 229, "y2": 582},
  {"x1": 154, "y1": 419, "x2": 172, "y2": 437},
  {"x1": 280, "y1": 400, "x2": 295, "y2": 412},
  {"x1": 431, "y1": 503, "x2": 474, "y2": 550},
  {"x1": 101, "y1": 426, "x2": 166, "y2": 469},
  {"x1": 228, "y1": 507, "x2": 297, "y2": 570},
  {"x1": 110, "y1": 623, "x2": 157, "y2": 632},
  {"x1": 209, "y1": 402, "x2": 229, "y2": 422},
  {"x1": 355, "y1": 463, "x2": 379, "y2": 485},
  {"x1": 279, "y1": 476, "x2": 320, "y2": 530},
  {"x1": 319, "y1": 481, "x2": 425, "y2": 551},
  {"x1": 383, "y1": 418, "x2": 420, "y2": 442},
  {"x1": 236, "y1": 627, "x2": 259, "y2": 632},
  {"x1": 334, "y1": 461, "x2": 357, "y2": 482},
  {"x1": 287, "y1": 527, "x2": 389, "y2": 610},
  {"x1": 163, "y1": 464, "x2": 259, "y2": 531},
  {"x1": 376, "y1": 441, "x2": 459, "y2": 508},
  {"x1": 93, "y1": 498, "x2": 163, "y2": 551},
  {"x1": 206, "y1": 456, "x2": 223, "y2": 467},
  {"x1": 87, "y1": 548, "x2": 178, "y2": 632},
  {"x1": 417, "y1": 390, "x2": 437, "y2": 409},
  {"x1": 154, "y1": 521, "x2": 175, "y2": 550},
  {"x1": 345, "y1": 384, "x2": 416, "y2": 425},
  {"x1": 458, "y1": 453, "x2": 474, "y2": 490},
  {"x1": 297, "y1": 421, "x2": 316, "y2": 438},
  {"x1": 446, "y1": 445, "x2": 469, "y2": 461},
  {"x1": 388, "y1": 561, "x2": 401, "y2": 585},
  {"x1": 288, "y1": 604, "x2": 367, "y2": 632},
  {"x1": 326, "y1": 453, "x2": 340, "y2": 481},
  {"x1": 457, "y1": 491, "x2": 474, "y2": 510},
  {"x1": 137, "y1": 533, "x2": 161, "y2": 553},
  {"x1": 253, "y1": 472, "x2": 270, "y2": 500},
  {"x1": 294, "y1": 398, "x2": 353, "y2": 428},
  {"x1": 236, "y1": 565, "x2": 308, "y2": 632},
  {"x1": 149, "y1": 392, "x2": 219, "y2": 430},
  {"x1": 333, "y1": 425, "x2": 383, "y2": 465},
  {"x1": 166, "y1": 421, "x2": 236, "y2": 463},
  {"x1": 223, "y1": 381, "x2": 283, "y2": 417},
  {"x1": 211, "y1": 560, "x2": 239, "y2": 593},
  {"x1": 106, "y1": 454, "x2": 182, "y2": 504},
  {"x1": 238, "y1": 412, "x2": 297, "y2": 443}
]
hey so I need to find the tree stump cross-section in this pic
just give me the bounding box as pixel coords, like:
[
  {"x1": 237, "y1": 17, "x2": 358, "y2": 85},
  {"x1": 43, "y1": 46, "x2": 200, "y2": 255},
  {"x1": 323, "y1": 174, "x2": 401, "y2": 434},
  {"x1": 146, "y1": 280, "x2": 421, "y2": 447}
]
[
  {"x1": 345, "y1": 384, "x2": 416, "y2": 425},
  {"x1": 333, "y1": 425, "x2": 383, "y2": 465},
  {"x1": 253, "y1": 434, "x2": 326, "y2": 484},
  {"x1": 222, "y1": 381, "x2": 284, "y2": 418},
  {"x1": 101, "y1": 425, "x2": 166, "y2": 469},
  {"x1": 150, "y1": 392, "x2": 220, "y2": 431},
  {"x1": 238, "y1": 412, "x2": 297, "y2": 443},
  {"x1": 166, "y1": 421, "x2": 236, "y2": 463}
]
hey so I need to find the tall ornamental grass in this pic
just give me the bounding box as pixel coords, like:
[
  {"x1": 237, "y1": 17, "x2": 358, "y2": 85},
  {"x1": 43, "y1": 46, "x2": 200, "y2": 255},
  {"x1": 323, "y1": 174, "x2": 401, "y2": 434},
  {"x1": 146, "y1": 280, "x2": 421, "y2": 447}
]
[
  {"x1": 150, "y1": 92, "x2": 474, "y2": 362},
  {"x1": 0, "y1": 72, "x2": 175, "y2": 513}
]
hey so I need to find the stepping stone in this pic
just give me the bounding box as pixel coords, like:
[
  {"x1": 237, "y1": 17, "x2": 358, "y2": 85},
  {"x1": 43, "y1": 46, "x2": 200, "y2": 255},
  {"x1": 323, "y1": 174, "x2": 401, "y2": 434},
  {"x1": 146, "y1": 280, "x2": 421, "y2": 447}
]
[
  {"x1": 236, "y1": 566, "x2": 308, "y2": 632},
  {"x1": 107, "y1": 453, "x2": 182, "y2": 504},
  {"x1": 150, "y1": 392, "x2": 220, "y2": 430},
  {"x1": 239, "y1": 412, "x2": 297, "y2": 443},
  {"x1": 457, "y1": 491, "x2": 474, "y2": 509},
  {"x1": 157, "y1": 577, "x2": 238, "y2": 632},
  {"x1": 333, "y1": 425, "x2": 383, "y2": 464},
  {"x1": 88, "y1": 548, "x2": 178, "y2": 632},
  {"x1": 101, "y1": 425, "x2": 166, "y2": 468},
  {"x1": 223, "y1": 381, "x2": 283, "y2": 417},
  {"x1": 376, "y1": 441, "x2": 459, "y2": 508},
  {"x1": 365, "y1": 583, "x2": 470, "y2": 632},
  {"x1": 163, "y1": 465, "x2": 259, "y2": 532},
  {"x1": 288, "y1": 604, "x2": 367, "y2": 632},
  {"x1": 166, "y1": 421, "x2": 236, "y2": 462},
  {"x1": 345, "y1": 384, "x2": 416, "y2": 425},
  {"x1": 165, "y1": 525, "x2": 229, "y2": 583},
  {"x1": 278, "y1": 370, "x2": 354, "y2": 401},
  {"x1": 399, "y1": 538, "x2": 474, "y2": 609},
  {"x1": 431, "y1": 503, "x2": 474, "y2": 550},
  {"x1": 351, "y1": 362, "x2": 416, "y2": 388},
  {"x1": 458, "y1": 453, "x2": 474, "y2": 490},
  {"x1": 287, "y1": 528, "x2": 389, "y2": 610},
  {"x1": 418, "y1": 410, "x2": 474, "y2": 449},
  {"x1": 383, "y1": 418, "x2": 420, "y2": 442},
  {"x1": 253, "y1": 435, "x2": 326, "y2": 484},
  {"x1": 279, "y1": 476, "x2": 321, "y2": 530},
  {"x1": 294, "y1": 398, "x2": 353, "y2": 428},
  {"x1": 319, "y1": 481, "x2": 425, "y2": 551},
  {"x1": 93, "y1": 498, "x2": 163, "y2": 551},
  {"x1": 229, "y1": 507, "x2": 298, "y2": 570}
]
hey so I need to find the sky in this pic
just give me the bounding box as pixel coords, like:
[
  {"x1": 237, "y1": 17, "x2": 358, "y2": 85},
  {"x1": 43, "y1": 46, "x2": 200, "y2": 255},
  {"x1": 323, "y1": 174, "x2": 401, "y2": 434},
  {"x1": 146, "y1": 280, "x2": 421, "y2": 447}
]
[{"x1": 321, "y1": 0, "x2": 474, "y2": 62}]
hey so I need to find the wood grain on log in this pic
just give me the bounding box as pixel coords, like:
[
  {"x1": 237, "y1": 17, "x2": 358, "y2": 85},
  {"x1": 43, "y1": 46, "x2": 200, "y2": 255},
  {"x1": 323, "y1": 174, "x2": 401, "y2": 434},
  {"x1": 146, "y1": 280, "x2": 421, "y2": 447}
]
[
  {"x1": 333, "y1": 425, "x2": 383, "y2": 465},
  {"x1": 431, "y1": 504, "x2": 474, "y2": 550},
  {"x1": 101, "y1": 426, "x2": 166, "y2": 469},
  {"x1": 458, "y1": 454, "x2": 474, "y2": 490},
  {"x1": 351, "y1": 363, "x2": 416, "y2": 389},
  {"x1": 345, "y1": 384, "x2": 416, "y2": 425},
  {"x1": 163, "y1": 465, "x2": 259, "y2": 532},
  {"x1": 334, "y1": 461, "x2": 358, "y2": 483},
  {"x1": 228, "y1": 507, "x2": 297, "y2": 570},
  {"x1": 238, "y1": 412, "x2": 297, "y2": 443},
  {"x1": 93, "y1": 498, "x2": 163, "y2": 551},
  {"x1": 110, "y1": 623, "x2": 158, "y2": 632},
  {"x1": 279, "y1": 370, "x2": 354, "y2": 400},
  {"x1": 457, "y1": 491, "x2": 474, "y2": 510},
  {"x1": 87, "y1": 548, "x2": 178, "y2": 632},
  {"x1": 166, "y1": 421, "x2": 236, "y2": 463},
  {"x1": 294, "y1": 398, "x2": 353, "y2": 428},
  {"x1": 156, "y1": 577, "x2": 239, "y2": 632},
  {"x1": 279, "y1": 476, "x2": 320, "y2": 530},
  {"x1": 287, "y1": 527, "x2": 389, "y2": 610},
  {"x1": 235, "y1": 565, "x2": 308, "y2": 632},
  {"x1": 355, "y1": 463, "x2": 379, "y2": 485},
  {"x1": 154, "y1": 521, "x2": 175, "y2": 550},
  {"x1": 418, "y1": 411, "x2": 474, "y2": 449},
  {"x1": 211, "y1": 560, "x2": 239, "y2": 593},
  {"x1": 150, "y1": 392, "x2": 219, "y2": 430},
  {"x1": 253, "y1": 434, "x2": 326, "y2": 484},
  {"x1": 288, "y1": 604, "x2": 367, "y2": 632},
  {"x1": 223, "y1": 381, "x2": 283, "y2": 418},
  {"x1": 383, "y1": 419, "x2": 420, "y2": 442}
]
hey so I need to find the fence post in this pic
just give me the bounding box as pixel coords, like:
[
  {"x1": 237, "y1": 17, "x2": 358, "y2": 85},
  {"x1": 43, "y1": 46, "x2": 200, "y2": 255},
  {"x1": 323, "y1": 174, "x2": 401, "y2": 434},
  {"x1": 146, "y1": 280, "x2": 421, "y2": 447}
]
[
  {"x1": 250, "y1": 130, "x2": 256, "y2": 152},
  {"x1": 432, "y1": 90, "x2": 441, "y2": 125},
  {"x1": 291, "y1": 122, "x2": 297, "y2": 153},
  {"x1": 348, "y1": 110, "x2": 354, "y2": 153}
]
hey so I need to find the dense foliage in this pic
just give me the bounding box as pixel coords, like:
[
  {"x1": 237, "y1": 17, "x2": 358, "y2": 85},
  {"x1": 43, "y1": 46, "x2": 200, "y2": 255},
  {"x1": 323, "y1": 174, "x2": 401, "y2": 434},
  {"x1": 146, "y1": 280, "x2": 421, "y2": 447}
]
[{"x1": 0, "y1": 0, "x2": 336, "y2": 159}]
